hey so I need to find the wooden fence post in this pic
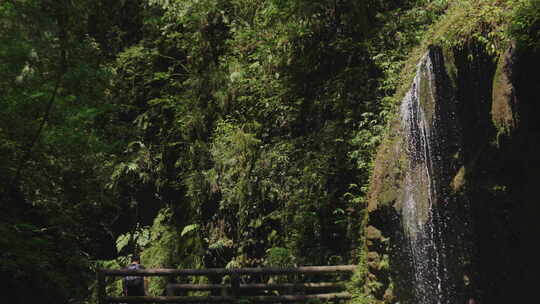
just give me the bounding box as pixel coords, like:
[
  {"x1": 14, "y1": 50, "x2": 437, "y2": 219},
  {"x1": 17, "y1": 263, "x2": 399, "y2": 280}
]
[
  {"x1": 97, "y1": 268, "x2": 106, "y2": 304},
  {"x1": 166, "y1": 277, "x2": 174, "y2": 297},
  {"x1": 231, "y1": 272, "x2": 240, "y2": 298}
]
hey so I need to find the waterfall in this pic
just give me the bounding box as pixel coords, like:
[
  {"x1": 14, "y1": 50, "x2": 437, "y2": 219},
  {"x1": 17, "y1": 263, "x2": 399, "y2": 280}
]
[{"x1": 399, "y1": 51, "x2": 450, "y2": 304}]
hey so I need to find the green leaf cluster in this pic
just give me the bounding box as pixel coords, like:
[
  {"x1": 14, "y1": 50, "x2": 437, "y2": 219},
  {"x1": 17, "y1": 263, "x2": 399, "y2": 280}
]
[{"x1": 4, "y1": 0, "x2": 539, "y2": 303}]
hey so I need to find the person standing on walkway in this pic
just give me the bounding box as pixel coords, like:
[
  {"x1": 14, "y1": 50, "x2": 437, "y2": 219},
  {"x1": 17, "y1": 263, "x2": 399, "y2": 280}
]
[{"x1": 122, "y1": 254, "x2": 147, "y2": 297}]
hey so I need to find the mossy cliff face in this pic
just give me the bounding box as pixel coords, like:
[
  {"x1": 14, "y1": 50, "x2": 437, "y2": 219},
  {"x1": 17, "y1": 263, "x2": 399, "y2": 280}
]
[
  {"x1": 366, "y1": 46, "x2": 465, "y2": 304},
  {"x1": 365, "y1": 43, "x2": 540, "y2": 304}
]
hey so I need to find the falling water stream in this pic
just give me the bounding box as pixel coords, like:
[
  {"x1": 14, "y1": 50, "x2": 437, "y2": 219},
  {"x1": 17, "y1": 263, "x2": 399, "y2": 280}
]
[{"x1": 399, "y1": 51, "x2": 449, "y2": 304}]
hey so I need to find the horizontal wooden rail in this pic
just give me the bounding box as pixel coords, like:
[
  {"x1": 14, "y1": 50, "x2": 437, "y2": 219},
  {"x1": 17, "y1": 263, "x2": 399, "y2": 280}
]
[
  {"x1": 107, "y1": 292, "x2": 351, "y2": 303},
  {"x1": 102, "y1": 265, "x2": 356, "y2": 277},
  {"x1": 167, "y1": 282, "x2": 345, "y2": 291},
  {"x1": 98, "y1": 266, "x2": 356, "y2": 304}
]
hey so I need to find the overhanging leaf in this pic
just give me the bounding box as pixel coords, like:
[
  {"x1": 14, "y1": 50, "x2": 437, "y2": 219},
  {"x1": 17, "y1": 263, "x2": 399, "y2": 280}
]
[{"x1": 181, "y1": 224, "x2": 199, "y2": 237}]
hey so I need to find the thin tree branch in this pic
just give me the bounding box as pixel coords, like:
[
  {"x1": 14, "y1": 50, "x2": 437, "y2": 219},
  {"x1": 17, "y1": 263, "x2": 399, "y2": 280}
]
[
  {"x1": 9, "y1": 2, "x2": 68, "y2": 192},
  {"x1": 10, "y1": 74, "x2": 63, "y2": 189}
]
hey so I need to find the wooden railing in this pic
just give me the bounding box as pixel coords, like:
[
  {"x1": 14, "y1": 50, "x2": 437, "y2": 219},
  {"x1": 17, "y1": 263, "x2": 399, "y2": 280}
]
[{"x1": 97, "y1": 265, "x2": 356, "y2": 303}]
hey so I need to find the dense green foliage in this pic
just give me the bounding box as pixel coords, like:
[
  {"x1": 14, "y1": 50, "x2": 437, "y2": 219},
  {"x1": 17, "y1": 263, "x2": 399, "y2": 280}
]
[
  {"x1": 1, "y1": 0, "x2": 539, "y2": 303},
  {"x1": 510, "y1": 0, "x2": 540, "y2": 50},
  {"x1": 105, "y1": 0, "x2": 381, "y2": 271},
  {"x1": 0, "y1": 1, "x2": 119, "y2": 302}
]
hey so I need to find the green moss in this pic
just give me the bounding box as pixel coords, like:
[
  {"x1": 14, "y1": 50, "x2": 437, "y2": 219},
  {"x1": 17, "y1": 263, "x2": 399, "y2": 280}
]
[
  {"x1": 368, "y1": 131, "x2": 407, "y2": 211},
  {"x1": 443, "y1": 46, "x2": 458, "y2": 88},
  {"x1": 382, "y1": 282, "x2": 395, "y2": 304},
  {"x1": 419, "y1": 61, "x2": 436, "y2": 126},
  {"x1": 378, "y1": 254, "x2": 390, "y2": 271},
  {"x1": 378, "y1": 187, "x2": 399, "y2": 207},
  {"x1": 426, "y1": 0, "x2": 512, "y2": 56},
  {"x1": 366, "y1": 113, "x2": 417, "y2": 213},
  {"x1": 366, "y1": 226, "x2": 383, "y2": 240},
  {"x1": 347, "y1": 212, "x2": 376, "y2": 304},
  {"x1": 348, "y1": 205, "x2": 392, "y2": 304},
  {"x1": 452, "y1": 166, "x2": 466, "y2": 193},
  {"x1": 491, "y1": 50, "x2": 518, "y2": 139},
  {"x1": 393, "y1": 47, "x2": 431, "y2": 105},
  {"x1": 367, "y1": 251, "x2": 381, "y2": 271}
]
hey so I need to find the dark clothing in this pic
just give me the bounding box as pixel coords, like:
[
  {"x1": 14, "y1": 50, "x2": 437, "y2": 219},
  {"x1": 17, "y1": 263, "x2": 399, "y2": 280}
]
[
  {"x1": 125, "y1": 284, "x2": 145, "y2": 296},
  {"x1": 122, "y1": 263, "x2": 146, "y2": 296}
]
